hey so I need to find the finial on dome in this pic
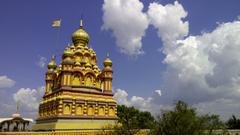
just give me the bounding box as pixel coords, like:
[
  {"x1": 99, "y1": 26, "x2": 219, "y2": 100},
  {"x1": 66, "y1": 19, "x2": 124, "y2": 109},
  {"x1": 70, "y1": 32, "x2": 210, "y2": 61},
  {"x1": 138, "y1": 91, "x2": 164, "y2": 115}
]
[
  {"x1": 67, "y1": 43, "x2": 71, "y2": 48},
  {"x1": 48, "y1": 55, "x2": 57, "y2": 70},
  {"x1": 72, "y1": 19, "x2": 90, "y2": 45},
  {"x1": 80, "y1": 19, "x2": 83, "y2": 28},
  {"x1": 12, "y1": 101, "x2": 21, "y2": 118},
  {"x1": 103, "y1": 53, "x2": 112, "y2": 67},
  {"x1": 52, "y1": 54, "x2": 56, "y2": 60}
]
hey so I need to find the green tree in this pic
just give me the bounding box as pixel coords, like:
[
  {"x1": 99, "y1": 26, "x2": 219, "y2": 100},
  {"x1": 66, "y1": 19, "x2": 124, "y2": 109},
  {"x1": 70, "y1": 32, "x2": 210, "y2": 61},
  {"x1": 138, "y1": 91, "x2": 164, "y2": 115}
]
[
  {"x1": 226, "y1": 115, "x2": 240, "y2": 129},
  {"x1": 106, "y1": 105, "x2": 154, "y2": 135},
  {"x1": 150, "y1": 101, "x2": 225, "y2": 135}
]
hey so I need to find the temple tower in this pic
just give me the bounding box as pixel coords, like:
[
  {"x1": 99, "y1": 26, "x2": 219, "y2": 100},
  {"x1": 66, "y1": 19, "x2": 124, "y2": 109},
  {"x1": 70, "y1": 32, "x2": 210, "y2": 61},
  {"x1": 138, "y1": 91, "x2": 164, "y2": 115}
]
[{"x1": 32, "y1": 20, "x2": 117, "y2": 131}]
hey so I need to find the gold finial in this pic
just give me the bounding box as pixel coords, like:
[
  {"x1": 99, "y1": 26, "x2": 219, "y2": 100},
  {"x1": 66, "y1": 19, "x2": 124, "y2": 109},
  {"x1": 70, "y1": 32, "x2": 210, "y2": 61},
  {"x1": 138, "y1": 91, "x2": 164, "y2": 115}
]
[
  {"x1": 80, "y1": 19, "x2": 83, "y2": 28},
  {"x1": 52, "y1": 54, "x2": 56, "y2": 60},
  {"x1": 104, "y1": 53, "x2": 112, "y2": 67}
]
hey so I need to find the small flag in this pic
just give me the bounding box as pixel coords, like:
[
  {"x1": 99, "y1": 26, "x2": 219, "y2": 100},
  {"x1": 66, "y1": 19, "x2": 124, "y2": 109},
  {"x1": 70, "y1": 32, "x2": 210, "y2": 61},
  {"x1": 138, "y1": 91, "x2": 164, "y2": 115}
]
[{"x1": 52, "y1": 20, "x2": 61, "y2": 27}]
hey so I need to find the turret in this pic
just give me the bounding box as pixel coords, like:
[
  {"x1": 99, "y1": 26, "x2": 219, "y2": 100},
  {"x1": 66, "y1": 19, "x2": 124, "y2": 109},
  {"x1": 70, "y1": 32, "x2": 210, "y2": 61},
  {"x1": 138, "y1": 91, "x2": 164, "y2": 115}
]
[
  {"x1": 102, "y1": 54, "x2": 113, "y2": 94},
  {"x1": 45, "y1": 55, "x2": 57, "y2": 94},
  {"x1": 61, "y1": 46, "x2": 74, "y2": 86}
]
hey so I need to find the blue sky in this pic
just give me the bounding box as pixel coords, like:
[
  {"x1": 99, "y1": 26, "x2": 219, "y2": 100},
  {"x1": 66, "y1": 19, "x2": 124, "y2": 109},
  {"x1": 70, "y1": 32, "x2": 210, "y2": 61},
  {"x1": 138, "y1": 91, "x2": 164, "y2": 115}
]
[{"x1": 0, "y1": 0, "x2": 240, "y2": 120}]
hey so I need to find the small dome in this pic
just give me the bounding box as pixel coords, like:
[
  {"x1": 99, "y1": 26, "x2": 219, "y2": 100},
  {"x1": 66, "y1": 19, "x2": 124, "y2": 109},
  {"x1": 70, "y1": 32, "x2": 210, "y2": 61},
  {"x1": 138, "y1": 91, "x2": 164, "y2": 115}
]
[
  {"x1": 63, "y1": 47, "x2": 73, "y2": 57},
  {"x1": 72, "y1": 20, "x2": 89, "y2": 45},
  {"x1": 70, "y1": 44, "x2": 75, "y2": 50},
  {"x1": 48, "y1": 57, "x2": 57, "y2": 69},
  {"x1": 103, "y1": 56, "x2": 112, "y2": 67},
  {"x1": 93, "y1": 65, "x2": 98, "y2": 69},
  {"x1": 85, "y1": 62, "x2": 92, "y2": 68},
  {"x1": 12, "y1": 113, "x2": 21, "y2": 118}
]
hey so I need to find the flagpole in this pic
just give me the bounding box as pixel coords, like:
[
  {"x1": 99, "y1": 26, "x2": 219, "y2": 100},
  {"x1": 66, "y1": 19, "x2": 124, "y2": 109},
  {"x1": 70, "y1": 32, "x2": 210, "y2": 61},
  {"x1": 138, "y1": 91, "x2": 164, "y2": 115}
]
[
  {"x1": 56, "y1": 19, "x2": 61, "y2": 55},
  {"x1": 52, "y1": 19, "x2": 62, "y2": 59}
]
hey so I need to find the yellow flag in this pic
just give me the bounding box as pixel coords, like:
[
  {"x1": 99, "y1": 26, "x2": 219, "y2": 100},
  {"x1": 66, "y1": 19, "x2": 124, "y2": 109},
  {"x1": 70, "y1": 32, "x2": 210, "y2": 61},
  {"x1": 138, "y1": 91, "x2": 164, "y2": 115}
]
[{"x1": 52, "y1": 20, "x2": 61, "y2": 27}]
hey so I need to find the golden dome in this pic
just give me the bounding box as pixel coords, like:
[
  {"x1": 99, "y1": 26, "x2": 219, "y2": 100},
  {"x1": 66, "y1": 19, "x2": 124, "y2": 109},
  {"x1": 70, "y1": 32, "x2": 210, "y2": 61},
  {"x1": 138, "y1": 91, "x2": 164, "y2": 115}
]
[
  {"x1": 72, "y1": 20, "x2": 89, "y2": 45},
  {"x1": 93, "y1": 65, "x2": 98, "y2": 69},
  {"x1": 85, "y1": 62, "x2": 92, "y2": 68},
  {"x1": 63, "y1": 47, "x2": 73, "y2": 57},
  {"x1": 48, "y1": 56, "x2": 57, "y2": 69},
  {"x1": 12, "y1": 112, "x2": 21, "y2": 118},
  {"x1": 103, "y1": 54, "x2": 112, "y2": 67}
]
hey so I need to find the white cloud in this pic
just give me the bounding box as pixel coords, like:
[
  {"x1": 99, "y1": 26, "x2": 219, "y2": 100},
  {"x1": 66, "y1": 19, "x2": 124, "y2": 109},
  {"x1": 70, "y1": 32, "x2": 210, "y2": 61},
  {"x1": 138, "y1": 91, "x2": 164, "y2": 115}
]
[
  {"x1": 0, "y1": 75, "x2": 15, "y2": 88},
  {"x1": 36, "y1": 56, "x2": 47, "y2": 68},
  {"x1": 162, "y1": 21, "x2": 240, "y2": 102},
  {"x1": 155, "y1": 90, "x2": 162, "y2": 96},
  {"x1": 13, "y1": 86, "x2": 45, "y2": 111},
  {"x1": 102, "y1": 0, "x2": 149, "y2": 56},
  {"x1": 194, "y1": 98, "x2": 240, "y2": 120},
  {"x1": 158, "y1": 19, "x2": 240, "y2": 120},
  {"x1": 113, "y1": 88, "x2": 130, "y2": 106},
  {"x1": 113, "y1": 88, "x2": 165, "y2": 115},
  {"x1": 106, "y1": 0, "x2": 240, "y2": 120},
  {"x1": 147, "y1": 1, "x2": 189, "y2": 52}
]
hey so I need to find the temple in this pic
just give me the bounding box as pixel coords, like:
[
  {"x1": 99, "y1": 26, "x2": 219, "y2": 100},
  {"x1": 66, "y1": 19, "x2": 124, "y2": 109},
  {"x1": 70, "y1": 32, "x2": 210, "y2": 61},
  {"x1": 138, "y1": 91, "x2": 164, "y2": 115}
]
[
  {"x1": 32, "y1": 20, "x2": 117, "y2": 131},
  {"x1": 0, "y1": 103, "x2": 33, "y2": 132}
]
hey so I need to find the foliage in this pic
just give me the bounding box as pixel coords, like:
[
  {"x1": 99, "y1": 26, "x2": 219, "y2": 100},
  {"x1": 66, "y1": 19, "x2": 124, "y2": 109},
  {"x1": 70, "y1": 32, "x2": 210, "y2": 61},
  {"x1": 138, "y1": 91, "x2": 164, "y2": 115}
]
[
  {"x1": 105, "y1": 105, "x2": 154, "y2": 135},
  {"x1": 150, "y1": 101, "x2": 226, "y2": 135},
  {"x1": 226, "y1": 115, "x2": 240, "y2": 129}
]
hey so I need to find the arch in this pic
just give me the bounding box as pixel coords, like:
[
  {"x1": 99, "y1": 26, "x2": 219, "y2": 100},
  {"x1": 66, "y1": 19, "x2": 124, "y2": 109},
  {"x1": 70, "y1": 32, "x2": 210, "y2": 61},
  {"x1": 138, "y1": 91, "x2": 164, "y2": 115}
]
[
  {"x1": 64, "y1": 104, "x2": 71, "y2": 115},
  {"x1": 85, "y1": 76, "x2": 92, "y2": 86},
  {"x1": 85, "y1": 71, "x2": 97, "y2": 78},
  {"x1": 74, "y1": 50, "x2": 84, "y2": 57},
  {"x1": 85, "y1": 72, "x2": 96, "y2": 87},
  {"x1": 76, "y1": 105, "x2": 83, "y2": 115},
  {"x1": 99, "y1": 107, "x2": 104, "y2": 116},
  {"x1": 109, "y1": 107, "x2": 115, "y2": 116},
  {"x1": 84, "y1": 52, "x2": 91, "y2": 57},
  {"x1": 71, "y1": 72, "x2": 83, "y2": 86},
  {"x1": 84, "y1": 52, "x2": 91, "y2": 63},
  {"x1": 88, "y1": 106, "x2": 94, "y2": 116}
]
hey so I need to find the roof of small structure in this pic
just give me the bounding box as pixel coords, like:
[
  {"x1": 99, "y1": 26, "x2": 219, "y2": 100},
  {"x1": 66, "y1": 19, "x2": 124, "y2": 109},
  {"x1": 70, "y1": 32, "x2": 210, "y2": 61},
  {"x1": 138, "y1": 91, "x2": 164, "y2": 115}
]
[{"x1": 0, "y1": 117, "x2": 33, "y2": 124}]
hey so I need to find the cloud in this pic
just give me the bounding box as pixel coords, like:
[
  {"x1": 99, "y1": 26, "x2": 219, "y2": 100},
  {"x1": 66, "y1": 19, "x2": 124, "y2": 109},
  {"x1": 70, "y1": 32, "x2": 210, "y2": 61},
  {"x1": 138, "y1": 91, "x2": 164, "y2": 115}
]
[
  {"x1": 114, "y1": 88, "x2": 167, "y2": 115},
  {"x1": 0, "y1": 75, "x2": 15, "y2": 88},
  {"x1": 102, "y1": 0, "x2": 149, "y2": 56},
  {"x1": 154, "y1": 13, "x2": 240, "y2": 119},
  {"x1": 13, "y1": 86, "x2": 45, "y2": 111},
  {"x1": 107, "y1": 1, "x2": 240, "y2": 120},
  {"x1": 194, "y1": 98, "x2": 240, "y2": 120},
  {"x1": 147, "y1": 1, "x2": 189, "y2": 52},
  {"x1": 36, "y1": 56, "x2": 47, "y2": 68},
  {"x1": 162, "y1": 21, "x2": 240, "y2": 103},
  {"x1": 155, "y1": 90, "x2": 162, "y2": 96}
]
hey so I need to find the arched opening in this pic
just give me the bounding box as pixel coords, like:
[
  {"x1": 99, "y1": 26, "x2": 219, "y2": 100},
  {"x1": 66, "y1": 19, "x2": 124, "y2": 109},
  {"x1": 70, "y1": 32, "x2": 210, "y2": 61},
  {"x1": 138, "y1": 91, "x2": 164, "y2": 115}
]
[
  {"x1": 76, "y1": 105, "x2": 83, "y2": 115},
  {"x1": 88, "y1": 106, "x2": 94, "y2": 116},
  {"x1": 99, "y1": 107, "x2": 104, "y2": 116},
  {"x1": 109, "y1": 107, "x2": 114, "y2": 116},
  {"x1": 64, "y1": 104, "x2": 71, "y2": 115},
  {"x1": 72, "y1": 73, "x2": 82, "y2": 86}
]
